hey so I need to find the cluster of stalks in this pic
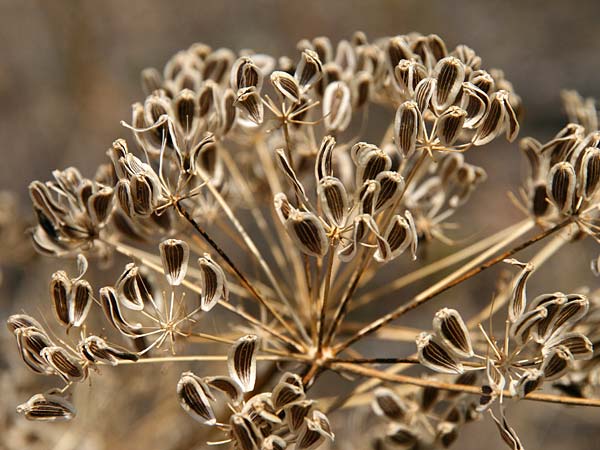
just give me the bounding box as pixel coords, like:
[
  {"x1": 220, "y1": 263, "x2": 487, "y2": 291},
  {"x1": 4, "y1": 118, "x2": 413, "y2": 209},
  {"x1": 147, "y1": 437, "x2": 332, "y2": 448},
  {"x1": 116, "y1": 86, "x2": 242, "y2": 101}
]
[{"x1": 6, "y1": 32, "x2": 600, "y2": 449}]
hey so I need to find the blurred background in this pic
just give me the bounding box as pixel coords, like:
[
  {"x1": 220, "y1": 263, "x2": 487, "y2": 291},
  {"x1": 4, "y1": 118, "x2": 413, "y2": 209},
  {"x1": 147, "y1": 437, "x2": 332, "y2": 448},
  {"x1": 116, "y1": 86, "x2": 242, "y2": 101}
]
[{"x1": 1, "y1": 1, "x2": 600, "y2": 449}]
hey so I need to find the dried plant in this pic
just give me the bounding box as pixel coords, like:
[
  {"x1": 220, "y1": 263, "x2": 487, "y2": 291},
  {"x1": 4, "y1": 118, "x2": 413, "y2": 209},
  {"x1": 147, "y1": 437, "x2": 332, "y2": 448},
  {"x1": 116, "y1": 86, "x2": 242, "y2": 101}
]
[{"x1": 6, "y1": 32, "x2": 600, "y2": 449}]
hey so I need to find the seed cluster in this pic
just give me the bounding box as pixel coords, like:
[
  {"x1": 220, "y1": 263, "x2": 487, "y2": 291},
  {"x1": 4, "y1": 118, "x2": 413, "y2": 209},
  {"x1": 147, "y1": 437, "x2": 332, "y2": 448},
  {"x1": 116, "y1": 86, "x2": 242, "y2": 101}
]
[{"x1": 6, "y1": 31, "x2": 600, "y2": 450}]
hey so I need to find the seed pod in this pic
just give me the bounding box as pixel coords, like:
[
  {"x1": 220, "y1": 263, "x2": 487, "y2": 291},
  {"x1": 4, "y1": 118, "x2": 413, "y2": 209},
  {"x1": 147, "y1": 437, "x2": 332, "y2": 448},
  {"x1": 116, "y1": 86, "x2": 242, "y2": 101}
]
[
  {"x1": 374, "y1": 171, "x2": 405, "y2": 213},
  {"x1": 460, "y1": 82, "x2": 489, "y2": 128},
  {"x1": 271, "y1": 70, "x2": 301, "y2": 103},
  {"x1": 15, "y1": 327, "x2": 53, "y2": 374},
  {"x1": 432, "y1": 57, "x2": 465, "y2": 112},
  {"x1": 338, "y1": 214, "x2": 375, "y2": 262},
  {"x1": 198, "y1": 80, "x2": 221, "y2": 119},
  {"x1": 414, "y1": 77, "x2": 436, "y2": 112},
  {"x1": 99, "y1": 286, "x2": 141, "y2": 336},
  {"x1": 220, "y1": 88, "x2": 237, "y2": 135},
  {"x1": 115, "y1": 263, "x2": 147, "y2": 311},
  {"x1": 352, "y1": 143, "x2": 392, "y2": 184},
  {"x1": 296, "y1": 410, "x2": 334, "y2": 449},
  {"x1": 416, "y1": 332, "x2": 464, "y2": 374},
  {"x1": 230, "y1": 413, "x2": 262, "y2": 450},
  {"x1": 323, "y1": 81, "x2": 352, "y2": 133},
  {"x1": 262, "y1": 435, "x2": 288, "y2": 450},
  {"x1": 432, "y1": 308, "x2": 473, "y2": 358},
  {"x1": 386, "y1": 424, "x2": 418, "y2": 448},
  {"x1": 40, "y1": 346, "x2": 85, "y2": 382},
  {"x1": 531, "y1": 181, "x2": 551, "y2": 217},
  {"x1": 474, "y1": 90, "x2": 519, "y2": 145},
  {"x1": 131, "y1": 173, "x2": 158, "y2": 217},
  {"x1": 352, "y1": 71, "x2": 372, "y2": 109},
  {"x1": 505, "y1": 260, "x2": 534, "y2": 322},
  {"x1": 177, "y1": 371, "x2": 216, "y2": 425},
  {"x1": 88, "y1": 187, "x2": 114, "y2": 225},
  {"x1": 50, "y1": 271, "x2": 71, "y2": 327},
  {"x1": 541, "y1": 345, "x2": 573, "y2": 380},
  {"x1": 70, "y1": 279, "x2": 93, "y2": 327},
  {"x1": 530, "y1": 293, "x2": 568, "y2": 341},
  {"x1": 275, "y1": 149, "x2": 307, "y2": 200},
  {"x1": 17, "y1": 393, "x2": 76, "y2": 422},
  {"x1": 545, "y1": 332, "x2": 593, "y2": 360},
  {"x1": 79, "y1": 335, "x2": 138, "y2": 365},
  {"x1": 141, "y1": 67, "x2": 162, "y2": 95},
  {"x1": 317, "y1": 176, "x2": 348, "y2": 227},
  {"x1": 272, "y1": 382, "x2": 305, "y2": 411},
  {"x1": 228, "y1": 335, "x2": 259, "y2": 392},
  {"x1": 231, "y1": 57, "x2": 263, "y2": 91},
  {"x1": 274, "y1": 192, "x2": 293, "y2": 223},
  {"x1": 358, "y1": 180, "x2": 380, "y2": 216},
  {"x1": 386, "y1": 36, "x2": 413, "y2": 70},
  {"x1": 7, "y1": 314, "x2": 44, "y2": 334},
  {"x1": 315, "y1": 135, "x2": 336, "y2": 182},
  {"x1": 284, "y1": 400, "x2": 314, "y2": 433},
  {"x1": 173, "y1": 89, "x2": 197, "y2": 133},
  {"x1": 490, "y1": 411, "x2": 524, "y2": 450},
  {"x1": 159, "y1": 239, "x2": 190, "y2": 286},
  {"x1": 394, "y1": 100, "x2": 422, "y2": 156},
  {"x1": 235, "y1": 86, "x2": 264, "y2": 125},
  {"x1": 393, "y1": 59, "x2": 426, "y2": 95},
  {"x1": 295, "y1": 49, "x2": 323, "y2": 89},
  {"x1": 285, "y1": 209, "x2": 329, "y2": 257},
  {"x1": 578, "y1": 146, "x2": 600, "y2": 199},
  {"x1": 436, "y1": 106, "x2": 467, "y2": 146},
  {"x1": 198, "y1": 254, "x2": 228, "y2": 311},
  {"x1": 546, "y1": 162, "x2": 577, "y2": 215},
  {"x1": 437, "y1": 422, "x2": 459, "y2": 448},
  {"x1": 203, "y1": 48, "x2": 235, "y2": 84},
  {"x1": 515, "y1": 368, "x2": 544, "y2": 398},
  {"x1": 203, "y1": 375, "x2": 243, "y2": 405},
  {"x1": 374, "y1": 214, "x2": 412, "y2": 262},
  {"x1": 372, "y1": 387, "x2": 409, "y2": 421},
  {"x1": 549, "y1": 294, "x2": 589, "y2": 334}
]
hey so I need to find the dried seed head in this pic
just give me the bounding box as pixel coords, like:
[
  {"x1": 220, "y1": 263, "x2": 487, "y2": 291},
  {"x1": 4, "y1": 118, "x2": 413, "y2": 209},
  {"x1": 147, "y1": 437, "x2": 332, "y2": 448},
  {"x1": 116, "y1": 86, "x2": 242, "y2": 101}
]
[
  {"x1": 531, "y1": 181, "x2": 551, "y2": 217},
  {"x1": 394, "y1": 100, "x2": 422, "y2": 156},
  {"x1": 231, "y1": 57, "x2": 264, "y2": 91},
  {"x1": 323, "y1": 81, "x2": 352, "y2": 133},
  {"x1": 7, "y1": 314, "x2": 44, "y2": 334},
  {"x1": 131, "y1": 173, "x2": 159, "y2": 216},
  {"x1": 159, "y1": 239, "x2": 190, "y2": 286},
  {"x1": 235, "y1": 86, "x2": 264, "y2": 125},
  {"x1": 17, "y1": 393, "x2": 76, "y2": 422},
  {"x1": 272, "y1": 381, "x2": 306, "y2": 411},
  {"x1": 415, "y1": 77, "x2": 436, "y2": 112},
  {"x1": 352, "y1": 142, "x2": 392, "y2": 184},
  {"x1": 545, "y1": 332, "x2": 594, "y2": 360},
  {"x1": 393, "y1": 59, "x2": 426, "y2": 96},
  {"x1": 315, "y1": 135, "x2": 336, "y2": 182},
  {"x1": 436, "y1": 106, "x2": 467, "y2": 147},
  {"x1": 374, "y1": 171, "x2": 405, "y2": 212},
  {"x1": 505, "y1": 260, "x2": 535, "y2": 322},
  {"x1": 296, "y1": 410, "x2": 334, "y2": 449},
  {"x1": 177, "y1": 371, "x2": 216, "y2": 425},
  {"x1": 198, "y1": 253, "x2": 228, "y2": 312},
  {"x1": 541, "y1": 345, "x2": 573, "y2": 381},
  {"x1": 275, "y1": 149, "x2": 308, "y2": 200},
  {"x1": 549, "y1": 293, "x2": 589, "y2": 333},
  {"x1": 285, "y1": 400, "x2": 314, "y2": 433},
  {"x1": 15, "y1": 327, "x2": 53, "y2": 374},
  {"x1": 372, "y1": 387, "x2": 409, "y2": 421},
  {"x1": 274, "y1": 192, "x2": 293, "y2": 222},
  {"x1": 230, "y1": 413, "x2": 262, "y2": 450},
  {"x1": 50, "y1": 271, "x2": 71, "y2": 327},
  {"x1": 432, "y1": 308, "x2": 474, "y2": 358},
  {"x1": 432, "y1": 57, "x2": 465, "y2": 111},
  {"x1": 228, "y1": 334, "x2": 259, "y2": 392},
  {"x1": 295, "y1": 49, "x2": 323, "y2": 89},
  {"x1": 99, "y1": 286, "x2": 141, "y2": 336},
  {"x1": 352, "y1": 71, "x2": 372, "y2": 109},
  {"x1": 88, "y1": 187, "x2": 114, "y2": 225},
  {"x1": 285, "y1": 209, "x2": 329, "y2": 257},
  {"x1": 70, "y1": 279, "x2": 93, "y2": 327},
  {"x1": 115, "y1": 263, "x2": 147, "y2": 311},
  {"x1": 40, "y1": 346, "x2": 85, "y2": 382},
  {"x1": 546, "y1": 162, "x2": 577, "y2": 215},
  {"x1": 386, "y1": 424, "x2": 418, "y2": 448},
  {"x1": 271, "y1": 70, "x2": 301, "y2": 103},
  {"x1": 79, "y1": 335, "x2": 138, "y2": 365},
  {"x1": 317, "y1": 176, "x2": 349, "y2": 227},
  {"x1": 474, "y1": 90, "x2": 519, "y2": 145},
  {"x1": 460, "y1": 82, "x2": 489, "y2": 128},
  {"x1": 515, "y1": 368, "x2": 544, "y2": 397},
  {"x1": 358, "y1": 180, "x2": 380, "y2": 216},
  {"x1": 374, "y1": 214, "x2": 412, "y2": 262},
  {"x1": 416, "y1": 332, "x2": 464, "y2": 374},
  {"x1": 578, "y1": 146, "x2": 600, "y2": 199},
  {"x1": 262, "y1": 435, "x2": 288, "y2": 450},
  {"x1": 203, "y1": 375, "x2": 243, "y2": 405}
]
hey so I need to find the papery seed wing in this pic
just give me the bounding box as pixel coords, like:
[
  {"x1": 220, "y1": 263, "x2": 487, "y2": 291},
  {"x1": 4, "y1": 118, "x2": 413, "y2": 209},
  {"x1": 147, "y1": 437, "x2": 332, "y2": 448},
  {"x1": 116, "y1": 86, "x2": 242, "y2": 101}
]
[
  {"x1": 17, "y1": 393, "x2": 76, "y2": 422},
  {"x1": 177, "y1": 371, "x2": 216, "y2": 425},
  {"x1": 198, "y1": 254, "x2": 228, "y2": 312},
  {"x1": 228, "y1": 335, "x2": 259, "y2": 392},
  {"x1": 416, "y1": 332, "x2": 464, "y2": 374},
  {"x1": 159, "y1": 239, "x2": 190, "y2": 286},
  {"x1": 69, "y1": 279, "x2": 93, "y2": 327},
  {"x1": 432, "y1": 308, "x2": 473, "y2": 358}
]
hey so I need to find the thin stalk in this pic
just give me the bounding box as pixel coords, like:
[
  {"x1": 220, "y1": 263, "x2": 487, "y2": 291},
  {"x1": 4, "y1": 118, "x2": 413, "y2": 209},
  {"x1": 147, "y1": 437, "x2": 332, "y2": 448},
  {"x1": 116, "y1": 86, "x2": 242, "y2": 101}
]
[
  {"x1": 107, "y1": 238, "x2": 303, "y2": 352},
  {"x1": 324, "y1": 150, "x2": 429, "y2": 347},
  {"x1": 174, "y1": 200, "x2": 306, "y2": 350},
  {"x1": 115, "y1": 354, "x2": 306, "y2": 365},
  {"x1": 351, "y1": 219, "x2": 531, "y2": 310},
  {"x1": 330, "y1": 362, "x2": 600, "y2": 408},
  {"x1": 317, "y1": 244, "x2": 336, "y2": 350},
  {"x1": 334, "y1": 218, "x2": 570, "y2": 353}
]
